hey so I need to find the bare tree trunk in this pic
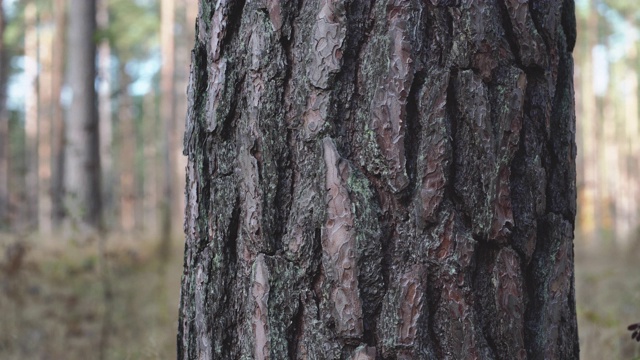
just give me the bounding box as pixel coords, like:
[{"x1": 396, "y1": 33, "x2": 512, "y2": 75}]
[
  {"x1": 160, "y1": 0, "x2": 176, "y2": 255},
  {"x1": 142, "y1": 90, "x2": 159, "y2": 233},
  {"x1": 51, "y1": 0, "x2": 67, "y2": 227},
  {"x1": 179, "y1": 1, "x2": 579, "y2": 359},
  {"x1": 118, "y1": 73, "x2": 135, "y2": 232},
  {"x1": 24, "y1": 2, "x2": 39, "y2": 232},
  {"x1": 98, "y1": 0, "x2": 115, "y2": 230},
  {"x1": 66, "y1": 0, "x2": 101, "y2": 230},
  {"x1": 38, "y1": 12, "x2": 54, "y2": 233},
  {"x1": 0, "y1": 0, "x2": 8, "y2": 229}
]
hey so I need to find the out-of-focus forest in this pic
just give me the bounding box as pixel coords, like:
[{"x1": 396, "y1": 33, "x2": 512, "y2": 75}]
[
  {"x1": 0, "y1": 0, "x2": 193, "y2": 237},
  {"x1": 0, "y1": 0, "x2": 639, "y2": 359},
  {"x1": 0, "y1": 0, "x2": 194, "y2": 358}
]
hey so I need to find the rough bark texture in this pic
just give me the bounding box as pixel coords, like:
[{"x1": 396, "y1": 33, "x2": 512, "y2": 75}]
[
  {"x1": 178, "y1": 1, "x2": 579, "y2": 359},
  {"x1": 65, "y1": 0, "x2": 102, "y2": 228}
]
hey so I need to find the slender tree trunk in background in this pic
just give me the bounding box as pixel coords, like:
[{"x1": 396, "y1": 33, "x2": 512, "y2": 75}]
[
  {"x1": 142, "y1": 90, "x2": 159, "y2": 233},
  {"x1": 622, "y1": 42, "x2": 639, "y2": 241},
  {"x1": 66, "y1": 0, "x2": 101, "y2": 230},
  {"x1": 0, "y1": 0, "x2": 8, "y2": 229},
  {"x1": 118, "y1": 73, "x2": 135, "y2": 232},
  {"x1": 178, "y1": 1, "x2": 579, "y2": 359},
  {"x1": 98, "y1": 0, "x2": 115, "y2": 230},
  {"x1": 24, "y1": 2, "x2": 39, "y2": 231},
  {"x1": 575, "y1": 0, "x2": 595, "y2": 243},
  {"x1": 160, "y1": 0, "x2": 176, "y2": 255},
  {"x1": 133, "y1": 109, "x2": 145, "y2": 232},
  {"x1": 610, "y1": 54, "x2": 637, "y2": 243},
  {"x1": 51, "y1": 0, "x2": 67, "y2": 227},
  {"x1": 594, "y1": 9, "x2": 609, "y2": 241},
  {"x1": 38, "y1": 14, "x2": 54, "y2": 233}
]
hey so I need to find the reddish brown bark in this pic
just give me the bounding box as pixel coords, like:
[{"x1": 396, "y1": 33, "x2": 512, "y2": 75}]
[{"x1": 179, "y1": 1, "x2": 579, "y2": 359}]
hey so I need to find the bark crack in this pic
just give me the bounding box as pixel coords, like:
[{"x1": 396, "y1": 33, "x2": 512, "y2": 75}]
[
  {"x1": 400, "y1": 70, "x2": 425, "y2": 206},
  {"x1": 497, "y1": 0, "x2": 524, "y2": 69}
]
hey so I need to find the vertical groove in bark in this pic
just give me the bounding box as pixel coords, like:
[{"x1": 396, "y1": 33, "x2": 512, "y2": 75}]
[{"x1": 179, "y1": 1, "x2": 579, "y2": 359}]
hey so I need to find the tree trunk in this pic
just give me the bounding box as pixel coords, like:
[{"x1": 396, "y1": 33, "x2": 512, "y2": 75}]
[
  {"x1": 98, "y1": 0, "x2": 116, "y2": 230},
  {"x1": 142, "y1": 90, "x2": 160, "y2": 233},
  {"x1": 118, "y1": 72, "x2": 136, "y2": 232},
  {"x1": 160, "y1": 0, "x2": 176, "y2": 254},
  {"x1": 178, "y1": 1, "x2": 579, "y2": 359},
  {"x1": 38, "y1": 11, "x2": 54, "y2": 233},
  {"x1": 51, "y1": 0, "x2": 67, "y2": 227},
  {"x1": 0, "y1": 0, "x2": 8, "y2": 229},
  {"x1": 65, "y1": 0, "x2": 102, "y2": 230},
  {"x1": 24, "y1": 2, "x2": 39, "y2": 231}
]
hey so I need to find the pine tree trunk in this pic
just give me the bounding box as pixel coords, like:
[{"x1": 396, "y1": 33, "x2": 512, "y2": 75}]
[
  {"x1": 51, "y1": 0, "x2": 67, "y2": 227},
  {"x1": 0, "y1": 0, "x2": 8, "y2": 229},
  {"x1": 160, "y1": 0, "x2": 177, "y2": 254},
  {"x1": 38, "y1": 13, "x2": 54, "y2": 232},
  {"x1": 24, "y1": 2, "x2": 39, "y2": 231},
  {"x1": 65, "y1": 0, "x2": 102, "y2": 229},
  {"x1": 117, "y1": 72, "x2": 135, "y2": 232},
  {"x1": 178, "y1": 1, "x2": 579, "y2": 359},
  {"x1": 98, "y1": 0, "x2": 116, "y2": 229},
  {"x1": 142, "y1": 90, "x2": 160, "y2": 232}
]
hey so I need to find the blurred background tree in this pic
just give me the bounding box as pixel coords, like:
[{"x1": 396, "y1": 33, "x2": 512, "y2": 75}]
[
  {"x1": 0, "y1": 2, "x2": 196, "y2": 358},
  {"x1": 575, "y1": 0, "x2": 640, "y2": 246},
  {"x1": 0, "y1": 0, "x2": 193, "y2": 237},
  {"x1": 0, "y1": 0, "x2": 637, "y2": 246}
]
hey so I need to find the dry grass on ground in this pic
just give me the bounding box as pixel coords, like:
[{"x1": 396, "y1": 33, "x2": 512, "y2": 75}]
[
  {"x1": 1, "y1": 232, "x2": 639, "y2": 359},
  {"x1": 0, "y1": 232, "x2": 183, "y2": 360},
  {"x1": 576, "y1": 243, "x2": 640, "y2": 360}
]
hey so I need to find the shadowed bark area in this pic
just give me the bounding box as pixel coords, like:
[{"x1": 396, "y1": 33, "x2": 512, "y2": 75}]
[{"x1": 178, "y1": 0, "x2": 579, "y2": 359}]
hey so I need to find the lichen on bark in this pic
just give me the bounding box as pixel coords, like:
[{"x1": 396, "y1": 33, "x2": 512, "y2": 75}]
[{"x1": 179, "y1": 1, "x2": 580, "y2": 359}]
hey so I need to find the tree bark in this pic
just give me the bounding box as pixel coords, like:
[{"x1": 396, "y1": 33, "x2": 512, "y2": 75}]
[
  {"x1": 65, "y1": 0, "x2": 102, "y2": 230},
  {"x1": 178, "y1": 1, "x2": 579, "y2": 359}
]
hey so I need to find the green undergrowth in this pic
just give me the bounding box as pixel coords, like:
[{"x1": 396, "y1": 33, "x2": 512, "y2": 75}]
[{"x1": 0, "y1": 232, "x2": 183, "y2": 360}]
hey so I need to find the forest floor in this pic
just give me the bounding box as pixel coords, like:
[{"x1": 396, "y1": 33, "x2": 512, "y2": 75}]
[
  {"x1": 0, "y1": 232, "x2": 638, "y2": 359},
  {"x1": 576, "y1": 241, "x2": 640, "y2": 359},
  {"x1": 0, "y1": 232, "x2": 183, "y2": 360}
]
